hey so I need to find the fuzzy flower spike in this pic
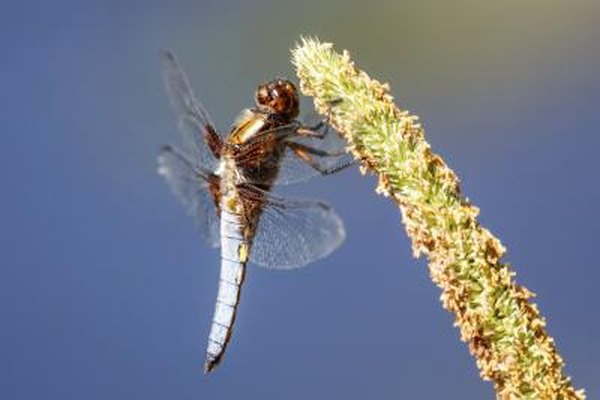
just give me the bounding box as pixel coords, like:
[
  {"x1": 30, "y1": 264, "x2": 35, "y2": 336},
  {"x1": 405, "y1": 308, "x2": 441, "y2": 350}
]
[{"x1": 292, "y1": 37, "x2": 584, "y2": 400}]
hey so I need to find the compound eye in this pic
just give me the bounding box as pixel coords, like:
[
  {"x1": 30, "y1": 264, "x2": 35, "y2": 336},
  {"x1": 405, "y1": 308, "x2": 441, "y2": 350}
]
[
  {"x1": 284, "y1": 81, "x2": 296, "y2": 92},
  {"x1": 255, "y1": 84, "x2": 270, "y2": 106},
  {"x1": 275, "y1": 95, "x2": 290, "y2": 113}
]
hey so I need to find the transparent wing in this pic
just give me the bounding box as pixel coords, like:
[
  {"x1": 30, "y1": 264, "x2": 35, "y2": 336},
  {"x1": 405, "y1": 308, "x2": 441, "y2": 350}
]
[
  {"x1": 158, "y1": 145, "x2": 221, "y2": 247},
  {"x1": 160, "y1": 50, "x2": 222, "y2": 170},
  {"x1": 238, "y1": 184, "x2": 345, "y2": 269}
]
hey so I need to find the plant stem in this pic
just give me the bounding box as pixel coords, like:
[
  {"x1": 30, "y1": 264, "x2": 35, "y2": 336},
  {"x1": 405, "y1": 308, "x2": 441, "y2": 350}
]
[{"x1": 292, "y1": 37, "x2": 584, "y2": 400}]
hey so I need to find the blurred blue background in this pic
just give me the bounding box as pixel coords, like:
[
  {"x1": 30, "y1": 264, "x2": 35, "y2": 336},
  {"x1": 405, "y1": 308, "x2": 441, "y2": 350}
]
[{"x1": 1, "y1": 0, "x2": 599, "y2": 398}]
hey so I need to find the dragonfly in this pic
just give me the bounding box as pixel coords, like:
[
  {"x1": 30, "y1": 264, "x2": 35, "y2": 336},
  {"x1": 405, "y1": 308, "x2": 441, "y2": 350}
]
[{"x1": 157, "y1": 51, "x2": 353, "y2": 373}]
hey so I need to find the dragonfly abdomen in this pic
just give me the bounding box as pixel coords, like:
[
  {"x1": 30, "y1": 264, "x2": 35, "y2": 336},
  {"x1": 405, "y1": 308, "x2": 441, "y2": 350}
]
[{"x1": 205, "y1": 208, "x2": 248, "y2": 373}]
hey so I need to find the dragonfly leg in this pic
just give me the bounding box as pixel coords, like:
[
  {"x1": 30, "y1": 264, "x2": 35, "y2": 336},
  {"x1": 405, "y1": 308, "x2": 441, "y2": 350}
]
[
  {"x1": 295, "y1": 123, "x2": 327, "y2": 139},
  {"x1": 287, "y1": 141, "x2": 345, "y2": 157},
  {"x1": 287, "y1": 142, "x2": 356, "y2": 176},
  {"x1": 296, "y1": 98, "x2": 344, "y2": 139}
]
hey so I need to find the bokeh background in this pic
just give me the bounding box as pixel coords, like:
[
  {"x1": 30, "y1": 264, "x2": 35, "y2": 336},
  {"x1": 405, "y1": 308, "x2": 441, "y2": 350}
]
[{"x1": 2, "y1": 0, "x2": 599, "y2": 398}]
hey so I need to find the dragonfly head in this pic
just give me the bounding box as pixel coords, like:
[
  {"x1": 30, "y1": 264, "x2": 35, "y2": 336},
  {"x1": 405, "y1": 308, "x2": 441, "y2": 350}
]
[{"x1": 255, "y1": 79, "x2": 299, "y2": 120}]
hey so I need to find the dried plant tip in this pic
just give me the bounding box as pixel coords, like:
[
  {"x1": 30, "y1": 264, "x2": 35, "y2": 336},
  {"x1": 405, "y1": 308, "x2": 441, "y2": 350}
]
[{"x1": 292, "y1": 37, "x2": 585, "y2": 400}]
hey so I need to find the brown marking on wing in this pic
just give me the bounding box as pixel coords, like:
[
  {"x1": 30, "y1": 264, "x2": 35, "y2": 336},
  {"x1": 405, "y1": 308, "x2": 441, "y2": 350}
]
[
  {"x1": 207, "y1": 175, "x2": 222, "y2": 216},
  {"x1": 235, "y1": 184, "x2": 272, "y2": 244},
  {"x1": 205, "y1": 124, "x2": 223, "y2": 158}
]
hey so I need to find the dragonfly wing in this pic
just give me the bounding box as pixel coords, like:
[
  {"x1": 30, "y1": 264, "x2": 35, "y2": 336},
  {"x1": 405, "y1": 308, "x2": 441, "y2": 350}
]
[
  {"x1": 160, "y1": 50, "x2": 222, "y2": 170},
  {"x1": 158, "y1": 145, "x2": 221, "y2": 247},
  {"x1": 238, "y1": 184, "x2": 345, "y2": 269}
]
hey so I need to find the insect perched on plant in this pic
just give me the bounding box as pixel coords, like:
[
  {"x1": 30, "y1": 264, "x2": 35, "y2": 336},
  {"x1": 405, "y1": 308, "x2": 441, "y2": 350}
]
[{"x1": 158, "y1": 51, "x2": 354, "y2": 373}]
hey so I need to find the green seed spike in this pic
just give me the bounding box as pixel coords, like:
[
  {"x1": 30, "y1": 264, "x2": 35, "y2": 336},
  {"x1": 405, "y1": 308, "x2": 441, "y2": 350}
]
[{"x1": 292, "y1": 37, "x2": 585, "y2": 400}]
